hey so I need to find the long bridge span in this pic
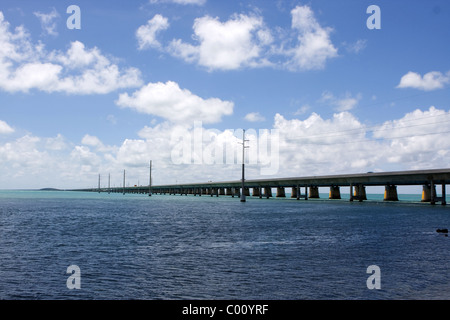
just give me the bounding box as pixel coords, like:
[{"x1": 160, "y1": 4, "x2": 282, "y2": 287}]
[{"x1": 73, "y1": 168, "x2": 450, "y2": 205}]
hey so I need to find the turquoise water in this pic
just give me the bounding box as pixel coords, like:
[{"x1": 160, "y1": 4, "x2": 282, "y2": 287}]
[{"x1": 0, "y1": 190, "x2": 449, "y2": 299}]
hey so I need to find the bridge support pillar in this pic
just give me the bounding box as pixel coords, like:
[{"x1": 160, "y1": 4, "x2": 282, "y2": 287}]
[
  {"x1": 291, "y1": 186, "x2": 297, "y2": 198},
  {"x1": 353, "y1": 185, "x2": 367, "y2": 202},
  {"x1": 429, "y1": 180, "x2": 447, "y2": 205},
  {"x1": 219, "y1": 187, "x2": 225, "y2": 195},
  {"x1": 384, "y1": 184, "x2": 399, "y2": 201},
  {"x1": 442, "y1": 183, "x2": 447, "y2": 206},
  {"x1": 421, "y1": 184, "x2": 435, "y2": 202},
  {"x1": 244, "y1": 187, "x2": 250, "y2": 196},
  {"x1": 253, "y1": 187, "x2": 261, "y2": 197},
  {"x1": 309, "y1": 186, "x2": 320, "y2": 198},
  {"x1": 264, "y1": 187, "x2": 272, "y2": 198},
  {"x1": 329, "y1": 186, "x2": 341, "y2": 199},
  {"x1": 431, "y1": 180, "x2": 436, "y2": 205},
  {"x1": 226, "y1": 188, "x2": 233, "y2": 196},
  {"x1": 276, "y1": 187, "x2": 286, "y2": 197}
]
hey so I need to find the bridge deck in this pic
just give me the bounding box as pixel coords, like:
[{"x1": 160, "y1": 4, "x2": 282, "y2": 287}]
[{"x1": 147, "y1": 168, "x2": 450, "y2": 189}]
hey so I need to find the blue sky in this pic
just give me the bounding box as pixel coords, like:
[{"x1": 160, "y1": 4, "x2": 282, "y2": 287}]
[{"x1": 0, "y1": 0, "x2": 449, "y2": 189}]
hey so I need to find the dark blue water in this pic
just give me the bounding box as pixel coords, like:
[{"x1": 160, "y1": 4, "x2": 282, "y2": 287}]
[{"x1": 0, "y1": 190, "x2": 449, "y2": 300}]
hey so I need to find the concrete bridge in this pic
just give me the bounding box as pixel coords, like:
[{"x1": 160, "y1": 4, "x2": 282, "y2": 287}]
[{"x1": 75, "y1": 168, "x2": 450, "y2": 205}]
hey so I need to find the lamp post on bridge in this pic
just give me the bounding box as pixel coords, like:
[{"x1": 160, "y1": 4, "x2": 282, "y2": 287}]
[
  {"x1": 123, "y1": 169, "x2": 126, "y2": 195},
  {"x1": 149, "y1": 160, "x2": 152, "y2": 196},
  {"x1": 240, "y1": 129, "x2": 249, "y2": 202}
]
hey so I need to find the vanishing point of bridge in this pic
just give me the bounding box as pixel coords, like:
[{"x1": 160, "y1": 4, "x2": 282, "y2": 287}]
[{"x1": 76, "y1": 168, "x2": 449, "y2": 205}]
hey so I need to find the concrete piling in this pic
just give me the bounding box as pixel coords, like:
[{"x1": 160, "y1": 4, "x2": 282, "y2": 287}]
[
  {"x1": 384, "y1": 184, "x2": 398, "y2": 201},
  {"x1": 309, "y1": 186, "x2": 320, "y2": 198},
  {"x1": 329, "y1": 186, "x2": 341, "y2": 199},
  {"x1": 276, "y1": 187, "x2": 286, "y2": 197}
]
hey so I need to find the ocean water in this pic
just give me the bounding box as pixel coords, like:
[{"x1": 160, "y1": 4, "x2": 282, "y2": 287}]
[{"x1": 0, "y1": 190, "x2": 449, "y2": 300}]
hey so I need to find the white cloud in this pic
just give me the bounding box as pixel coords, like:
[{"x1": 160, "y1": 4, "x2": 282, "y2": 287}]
[
  {"x1": 81, "y1": 134, "x2": 103, "y2": 148},
  {"x1": 136, "y1": 14, "x2": 169, "y2": 50},
  {"x1": 0, "y1": 135, "x2": 49, "y2": 171},
  {"x1": 335, "y1": 95, "x2": 361, "y2": 112},
  {"x1": 141, "y1": 5, "x2": 338, "y2": 72},
  {"x1": 81, "y1": 134, "x2": 116, "y2": 153},
  {"x1": 168, "y1": 13, "x2": 273, "y2": 70},
  {"x1": 285, "y1": 5, "x2": 338, "y2": 71},
  {"x1": 33, "y1": 8, "x2": 59, "y2": 36},
  {"x1": 70, "y1": 145, "x2": 101, "y2": 167},
  {"x1": 116, "y1": 80, "x2": 234, "y2": 124},
  {"x1": 116, "y1": 138, "x2": 152, "y2": 167},
  {"x1": 244, "y1": 112, "x2": 265, "y2": 122},
  {"x1": 397, "y1": 71, "x2": 450, "y2": 91},
  {"x1": 45, "y1": 134, "x2": 67, "y2": 150},
  {"x1": 0, "y1": 12, "x2": 142, "y2": 94},
  {"x1": 372, "y1": 107, "x2": 450, "y2": 161},
  {"x1": 0, "y1": 120, "x2": 14, "y2": 134},
  {"x1": 273, "y1": 112, "x2": 375, "y2": 173},
  {"x1": 320, "y1": 91, "x2": 361, "y2": 112}
]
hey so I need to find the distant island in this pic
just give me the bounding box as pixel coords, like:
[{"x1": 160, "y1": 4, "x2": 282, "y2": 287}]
[{"x1": 39, "y1": 188, "x2": 61, "y2": 191}]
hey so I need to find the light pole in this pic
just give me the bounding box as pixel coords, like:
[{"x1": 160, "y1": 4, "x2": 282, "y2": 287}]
[
  {"x1": 123, "y1": 169, "x2": 126, "y2": 195},
  {"x1": 240, "y1": 129, "x2": 249, "y2": 202},
  {"x1": 149, "y1": 160, "x2": 152, "y2": 196}
]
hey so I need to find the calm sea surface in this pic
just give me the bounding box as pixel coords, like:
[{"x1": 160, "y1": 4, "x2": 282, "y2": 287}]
[{"x1": 0, "y1": 190, "x2": 449, "y2": 300}]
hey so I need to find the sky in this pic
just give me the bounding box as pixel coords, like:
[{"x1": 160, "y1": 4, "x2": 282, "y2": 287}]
[{"x1": 0, "y1": 0, "x2": 449, "y2": 190}]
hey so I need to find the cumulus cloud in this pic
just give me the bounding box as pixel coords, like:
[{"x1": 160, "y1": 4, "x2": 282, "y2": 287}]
[
  {"x1": 0, "y1": 120, "x2": 14, "y2": 134},
  {"x1": 397, "y1": 71, "x2": 450, "y2": 91},
  {"x1": 271, "y1": 107, "x2": 450, "y2": 175},
  {"x1": 138, "y1": 4, "x2": 338, "y2": 72},
  {"x1": 70, "y1": 145, "x2": 101, "y2": 167},
  {"x1": 0, "y1": 135, "x2": 49, "y2": 172},
  {"x1": 81, "y1": 134, "x2": 106, "y2": 149},
  {"x1": 33, "y1": 8, "x2": 59, "y2": 36},
  {"x1": 244, "y1": 112, "x2": 265, "y2": 122},
  {"x1": 168, "y1": 13, "x2": 272, "y2": 71},
  {"x1": 136, "y1": 14, "x2": 169, "y2": 50},
  {"x1": 371, "y1": 107, "x2": 450, "y2": 166},
  {"x1": 0, "y1": 12, "x2": 142, "y2": 94},
  {"x1": 45, "y1": 134, "x2": 67, "y2": 150},
  {"x1": 285, "y1": 5, "x2": 338, "y2": 71},
  {"x1": 116, "y1": 80, "x2": 234, "y2": 124},
  {"x1": 81, "y1": 134, "x2": 116, "y2": 153}
]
